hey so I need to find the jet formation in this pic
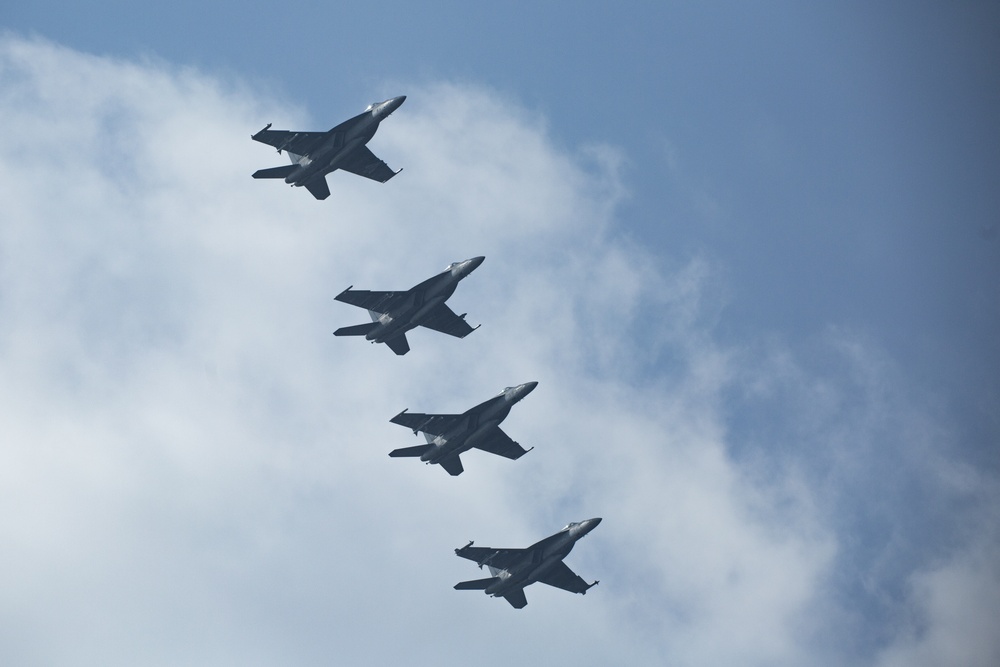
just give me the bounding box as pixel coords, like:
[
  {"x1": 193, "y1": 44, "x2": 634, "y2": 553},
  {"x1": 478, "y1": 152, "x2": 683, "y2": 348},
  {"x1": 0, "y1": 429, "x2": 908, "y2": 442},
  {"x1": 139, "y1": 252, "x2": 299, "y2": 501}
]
[
  {"x1": 333, "y1": 256, "x2": 483, "y2": 356},
  {"x1": 250, "y1": 96, "x2": 602, "y2": 609},
  {"x1": 454, "y1": 518, "x2": 602, "y2": 608},
  {"x1": 389, "y1": 381, "x2": 537, "y2": 476},
  {"x1": 251, "y1": 96, "x2": 406, "y2": 200}
]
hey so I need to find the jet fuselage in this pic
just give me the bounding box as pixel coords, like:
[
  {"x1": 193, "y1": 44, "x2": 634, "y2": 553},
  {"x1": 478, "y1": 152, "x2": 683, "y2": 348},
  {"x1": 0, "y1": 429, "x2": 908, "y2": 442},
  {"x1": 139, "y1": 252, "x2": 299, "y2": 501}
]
[
  {"x1": 455, "y1": 517, "x2": 601, "y2": 606},
  {"x1": 285, "y1": 96, "x2": 405, "y2": 187},
  {"x1": 464, "y1": 518, "x2": 603, "y2": 599},
  {"x1": 366, "y1": 256, "x2": 484, "y2": 344},
  {"x1": 421, "y1": 381, "x2": 537, "y2": 466}
]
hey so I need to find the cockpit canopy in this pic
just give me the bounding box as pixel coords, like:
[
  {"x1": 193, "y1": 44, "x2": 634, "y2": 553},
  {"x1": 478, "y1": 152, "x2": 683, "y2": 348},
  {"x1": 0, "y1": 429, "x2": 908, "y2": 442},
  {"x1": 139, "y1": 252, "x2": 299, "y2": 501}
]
[{"x1": 365, "y1": 101, "x2": 380, "y2": 112}]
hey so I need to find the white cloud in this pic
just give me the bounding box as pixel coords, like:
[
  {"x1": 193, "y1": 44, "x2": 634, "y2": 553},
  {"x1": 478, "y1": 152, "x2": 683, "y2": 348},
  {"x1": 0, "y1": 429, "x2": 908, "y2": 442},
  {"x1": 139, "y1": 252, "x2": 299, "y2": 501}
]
[
  {"x1": 1, "y1": 35, "x2": 997, "y2": 667},
  {"x1": 874, "y1": 518, "x2": 1000, "y2": 667}
]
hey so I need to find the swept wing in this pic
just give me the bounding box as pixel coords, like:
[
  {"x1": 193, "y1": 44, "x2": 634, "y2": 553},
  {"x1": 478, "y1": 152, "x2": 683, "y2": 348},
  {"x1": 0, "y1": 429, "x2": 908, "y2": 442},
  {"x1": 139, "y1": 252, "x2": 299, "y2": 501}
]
[
  {"x1": 338, "y1": 145, "x2": 399, "y2": 183},
  {"x1": 454, "y1": 546, "x2": 526, "y2": 571},
  {"x1": 390, "y1": 411, "x2": 465, "y2": 436},
  {"x1": 335, "y1": 289, "x2": 410, "y2": 315},
  {"x1": 536, "y1": 561, "x2": 593, "y2": 594},
  {"x1": 472, "y1": 428, "x2": 529, "y2": 460},
  {"x1": 419, "y1": 303, "x2": 477, "y2": 339},
  {"x1": 251, "y1": 112, "x2": 361, "y2": 155},
  {"x1": 251, "y1": 129, "x2": 327, "y2": 156}
]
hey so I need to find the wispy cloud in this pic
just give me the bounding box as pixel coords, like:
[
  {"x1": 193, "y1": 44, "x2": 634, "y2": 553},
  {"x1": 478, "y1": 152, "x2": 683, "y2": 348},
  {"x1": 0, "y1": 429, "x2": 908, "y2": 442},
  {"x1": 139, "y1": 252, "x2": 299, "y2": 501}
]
[{"x1": 1, "y1": 35, "x2": 996, "y2": 666}]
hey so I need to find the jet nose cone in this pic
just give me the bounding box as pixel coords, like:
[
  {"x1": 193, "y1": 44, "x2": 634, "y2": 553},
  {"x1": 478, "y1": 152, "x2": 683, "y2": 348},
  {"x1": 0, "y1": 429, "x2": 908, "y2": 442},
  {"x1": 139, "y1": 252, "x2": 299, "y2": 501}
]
[
  {"x1": 581, "y1": 517, "x2": 602, "y2": 534},
  {"x1": 376, "y1": 96, "x2": 406, "y2": 118},
  {"x1": 453, "y1": 256, "x2": 485, "y2": 277},
  {"x1": 504, "y1": 381, "x2": 538, "y2": 402},
  {"x1": 464, "y1": 256, "x2": 485, "y2": 272}
]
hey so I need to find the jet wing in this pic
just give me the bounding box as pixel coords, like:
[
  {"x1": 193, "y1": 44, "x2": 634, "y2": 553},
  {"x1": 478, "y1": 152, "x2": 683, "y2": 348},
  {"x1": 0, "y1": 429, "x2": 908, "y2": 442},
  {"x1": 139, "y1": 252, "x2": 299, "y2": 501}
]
[
  {"x1": 338, "y1": 145, "x2": 399, "y2": 183},
  {"x1": 251, "y1": 128, "x2": 327, "y2": 156},
  {"x1": 536, "y1": 561, "x2": 593, "y2": 595},
  {"x1": 419, "y1": 303, "x2": 477, "y2": 339},
  {"x1": 455, "y1": 546, "x2": 526, "y2": 571},
  {"x1": 390, "y1": 411, "x2": 464, "y2": 436},
  {"x1": 334, "y1": 289, "x2": 410, "y2": 315},
  {"x1": 472, "y1": 427, "x2": 529, "y2": 460}
]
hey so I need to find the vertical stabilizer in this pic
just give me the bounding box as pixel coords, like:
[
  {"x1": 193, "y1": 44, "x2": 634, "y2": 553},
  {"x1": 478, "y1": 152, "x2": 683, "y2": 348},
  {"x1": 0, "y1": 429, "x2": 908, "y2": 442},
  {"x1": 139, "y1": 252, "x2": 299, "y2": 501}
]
[
  {"x1": 384, "y1": 333, "x2": 410, "y2": 355},
  {"x1": 503, "y1": 589, "x2": 528, "y2": 609}
]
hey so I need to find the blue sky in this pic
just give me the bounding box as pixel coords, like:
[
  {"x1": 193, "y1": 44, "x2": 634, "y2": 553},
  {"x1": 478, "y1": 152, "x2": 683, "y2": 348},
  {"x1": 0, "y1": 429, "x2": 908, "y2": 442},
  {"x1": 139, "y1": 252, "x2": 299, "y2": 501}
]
[{"x1": 1, "y1": 3, "x2": 998, "y2": 666}]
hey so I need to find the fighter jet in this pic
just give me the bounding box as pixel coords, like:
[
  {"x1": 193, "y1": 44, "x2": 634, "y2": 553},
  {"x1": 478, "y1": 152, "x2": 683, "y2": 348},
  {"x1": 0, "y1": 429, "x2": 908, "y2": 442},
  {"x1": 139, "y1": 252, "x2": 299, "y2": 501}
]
[
  {"x1": 454, "y1": 518, "x2": 602, "y2": 609},
  {"x1": 250, "y1": 95, "x2": 406, "y2": 200},
  {"x1": 333, "y1": 257, "x2": 484, "y2": 356},
  {"x1": 389, "y1": 381, "x2": 537, "y2": 476}
]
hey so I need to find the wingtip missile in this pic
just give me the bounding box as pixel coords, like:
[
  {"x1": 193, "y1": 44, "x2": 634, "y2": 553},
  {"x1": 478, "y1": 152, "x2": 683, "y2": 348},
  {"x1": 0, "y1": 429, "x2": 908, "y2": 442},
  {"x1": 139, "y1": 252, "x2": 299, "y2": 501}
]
[
  {"x1": 391, "y1": 408, "x2": 422, "y2": 434},
  {"x1": 251, "y1": 122, "x2": 272, "y2": 140},
  {"x1": 455, "y1": 540, "x2": 474, "y2": 555}
]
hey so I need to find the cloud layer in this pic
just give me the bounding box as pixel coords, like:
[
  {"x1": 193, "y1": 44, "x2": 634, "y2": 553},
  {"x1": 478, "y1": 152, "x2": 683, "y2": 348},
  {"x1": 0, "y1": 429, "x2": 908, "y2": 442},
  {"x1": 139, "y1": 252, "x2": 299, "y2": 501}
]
[{"x1": 1, "y1": 36, "x2": 997, "y2": 666}]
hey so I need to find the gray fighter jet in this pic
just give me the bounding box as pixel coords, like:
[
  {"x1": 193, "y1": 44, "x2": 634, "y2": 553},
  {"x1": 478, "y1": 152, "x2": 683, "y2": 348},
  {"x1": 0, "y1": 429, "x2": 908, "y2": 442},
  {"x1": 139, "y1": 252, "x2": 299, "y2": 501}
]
[
  {"x1": 454, "y1": 518, "x2": 602, "y2": 609},
  {"x1": 333, "y1": 256, "x2": 484, "y2": 356},
  {"x1": 251, "y1": 95, "x2": 406, "y2": 200},
  {"x1": 389, "y1": 381, "x2": 537, "y2": 476}
]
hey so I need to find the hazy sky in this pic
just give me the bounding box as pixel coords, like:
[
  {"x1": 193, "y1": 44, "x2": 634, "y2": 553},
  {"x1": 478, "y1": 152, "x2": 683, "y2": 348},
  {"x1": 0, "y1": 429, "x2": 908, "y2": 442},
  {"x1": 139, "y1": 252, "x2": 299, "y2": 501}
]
[{"x1": 1, "y1": 3, "x2": 998, "y2": 666}]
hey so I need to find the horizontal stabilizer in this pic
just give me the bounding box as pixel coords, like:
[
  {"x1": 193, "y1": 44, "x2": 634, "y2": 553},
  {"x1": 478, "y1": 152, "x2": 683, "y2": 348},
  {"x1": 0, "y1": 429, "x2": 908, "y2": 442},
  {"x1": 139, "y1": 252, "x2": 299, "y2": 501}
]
[
  {"x1": 389, "y1": 444, "x2": 434, "y2": 458},
  {"x1": 252, "y1": 164, "x2": 298, "y2": 179},
  {"x1": 454, "y1": 577, "x2": 499, "y2": 590},
  {"x1": 334, "y1": 322, "x2": 379, "y2": 337}
]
